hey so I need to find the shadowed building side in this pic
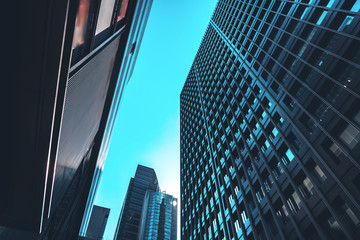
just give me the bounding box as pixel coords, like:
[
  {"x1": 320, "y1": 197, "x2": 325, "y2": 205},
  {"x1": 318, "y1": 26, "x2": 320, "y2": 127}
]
[{"x1": 0, "y1": 0, "x2": 153, "y2": 239}]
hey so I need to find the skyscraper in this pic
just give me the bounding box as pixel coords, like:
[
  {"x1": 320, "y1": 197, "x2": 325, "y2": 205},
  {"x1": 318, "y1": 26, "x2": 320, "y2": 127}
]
[
  {"x1": 79, "y1": 205, "x2": 110, "y2": 240},
  {"x1": 114, "y1": 165, "x2": 159, "y2": 240},
  {"x1": 180, "y1": 0, "x2": 360, "y2": 240},
  {"x1": 138, "y1": 191, "x2": 177, "y2": 240},
  {"x1": 1, "y1": 0, "x2": 152, "y2": 239}
]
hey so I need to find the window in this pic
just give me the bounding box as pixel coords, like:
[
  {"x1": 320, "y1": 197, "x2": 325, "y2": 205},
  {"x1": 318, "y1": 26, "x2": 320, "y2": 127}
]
[
  {"x1": 327, "y1": 0, "x2": 335, "y2": 8},
  {"x1": 71, "y1": 0, "x2": 126, "y2": 64},
  {"x1": 327, "y1": 216, "x2": 341, "y2": 231},
  {"x1": 285, "y1": 149, "x2": 295, "y2": 162},
  {"x1": 329, "y1": 143, "x2": 342, "y2": 164},
  {"x1": 316, "y1": 11, "x2": 328, "y2": 25},
  {"x1": 72, "y1": 0, "x2": 91, "y2": 49},
  {"x1": 350, "y1": 0, "x2": 360, "y2": 12},
  {"x1": 283, "y1": 95, "x2": 295, "y2": 110},
  {"x1": 314, "y1": 165, "x2": 327, "y2": 182},
  {"x1": 339, "y1": 124, "x2": 360, "y2": 149},
  {"x1": 95, "y1": 0, "x2": 117, "y2": 35},
  {"x1": 342, "y1": 203, "x2": 360, "y2": 226},
  {"x1": 235, "y1": 186, "x2": 239, "y2": 195},
  {"x1": 315, "y1": 102, "x2": 329, "y2": 120},
  {"x1": 71, "y1": 0, "x2": 102, "y2": 64},
  {"x1": 282, "y1": 204, "x2": 289, "y2": 217},
  {"x1": 302, "y1": 177, "x2": 314, "y2": 196},
  {"x1": 300, "y1": 113, "x2": 316, "y2": 132},
  {"x1": 117, "y1": 0, "x2": 129, "y2": 22},
  {"x1": 272, "y1": 128, "x2": 278, "y2": 137},
  {"x1": 338, "y1": 16, "x2": 354, "y2": 32},
  {"x1": 287, "y1": 196, "x2": 298, "y2": 214},
  {"x1": 241, "y1": 211, "x2": 247, "y2": 224},
  {"x1": 234, "y1": 219, "x2": 242, "y2": 237},
  {"x1": 292, "y1": 191, "x2": 301, "y2": 210}
]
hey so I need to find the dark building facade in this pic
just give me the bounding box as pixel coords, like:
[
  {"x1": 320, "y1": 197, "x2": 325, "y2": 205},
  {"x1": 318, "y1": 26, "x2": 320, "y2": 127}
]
[
  {"x1": 138, "y1": 191, "x2": 177, "y2": 240},
  {"x1": 180, "y1": 0, "x2": 360, "y2": 240},
  {"x1": 79, "y1": 168, "x2": 104, "y2": 238},
  {"x1": 114, "y1": 165, "x2": 159, "y2": 240},
  {"x1": 81, "y1": 205, "x2": 110, "y2": 240},
  {"x1": 78, "y1": 0, "x2": 153, "y2": 236},
  {"x1": 1, "y1": 0, "x2": 152, "y2": 239}
]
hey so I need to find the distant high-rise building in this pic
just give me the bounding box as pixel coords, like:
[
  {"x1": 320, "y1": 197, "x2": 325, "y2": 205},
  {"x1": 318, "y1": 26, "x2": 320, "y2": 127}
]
[
  {"x1": 114, "y1": 165, "x2": 159, "y2": 240},
  {"x1": 0, "y1": 0, "x2": 152, "y2": 239},
  {"x1": 181, "y1": 0, "x2": 360, "y2": 240},
  {"x1": 80, "y1": 205, "x2": 110, "y2": 240},
  {"x1": 138, "y1": 191, "x2": 177, "y2": 240}
]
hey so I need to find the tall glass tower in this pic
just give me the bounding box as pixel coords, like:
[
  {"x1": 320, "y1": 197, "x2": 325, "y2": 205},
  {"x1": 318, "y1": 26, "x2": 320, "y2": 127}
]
[
  {"x1": 114, "y1": 165, "x2": 159, "y2": 240},
  {"x1": 138, "y1": 191, "x2": 177, "y2": 240},
  {"x1": 180, "y1": 0, "x2": 360, "y2": 239}
]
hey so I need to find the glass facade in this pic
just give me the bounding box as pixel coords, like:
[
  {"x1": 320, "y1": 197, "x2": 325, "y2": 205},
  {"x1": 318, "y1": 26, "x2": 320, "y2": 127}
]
[
  {"x1": 114, "y1": 165, "x2": 159, "y2": 240},
  {"x1": 138, "y1": 191, "x2": 177, "y2": 240},
  {"x1": 180, "y1": 0, "x2": 360, "y2": 239},
  {"x1": 79, "y1": 0, "x2": 153, "y2": 236}
]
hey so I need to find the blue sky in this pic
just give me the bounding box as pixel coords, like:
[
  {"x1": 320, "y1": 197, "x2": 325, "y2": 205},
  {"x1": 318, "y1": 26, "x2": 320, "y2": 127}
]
[{"x1": 94, "y1": 0, "x2": 218, "y2": 239}]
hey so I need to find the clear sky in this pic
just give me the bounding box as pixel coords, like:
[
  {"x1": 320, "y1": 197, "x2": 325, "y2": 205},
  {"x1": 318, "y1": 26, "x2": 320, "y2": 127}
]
[{"x1": 94, "y1": 0, "x2": 218, "y2": 239}]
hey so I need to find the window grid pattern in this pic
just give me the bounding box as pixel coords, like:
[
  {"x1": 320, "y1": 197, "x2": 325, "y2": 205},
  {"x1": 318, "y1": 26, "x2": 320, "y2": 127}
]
[{"x1": 181, "y1": 0, "x2": 360, "y2": 239}]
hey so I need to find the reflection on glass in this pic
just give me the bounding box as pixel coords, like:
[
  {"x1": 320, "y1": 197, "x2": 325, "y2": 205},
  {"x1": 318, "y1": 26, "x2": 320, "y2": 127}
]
[
  {"x1": 316, "y1": 11, "x2": 327, "y2": 25},
  {"x1": 327, "y1": 0, "x2": 335, "y2": 8},
  {"x1": 72, "y1": 0, "x2": 91, "y2": 49},
  {"x1": 351, "y1": 0, "x2": 360, "y2": 12},
  {"x1": 117, "y1": 0, "x2": 129, "y2": 22},
  {"x1": 95, "y1": 0, "x2": 116, "y2": 35},
  {"x1": 338, "y1": 16, "x2": 354, "y2": 32}
]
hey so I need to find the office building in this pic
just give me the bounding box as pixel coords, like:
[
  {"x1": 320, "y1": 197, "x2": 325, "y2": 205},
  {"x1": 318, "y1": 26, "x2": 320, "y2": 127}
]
[
  {"x1": 180, "y1": 0, "x2": 360, "y2": 239},
  {"x1": 138, "y1": 191, "x2": 177, "y2": 240},
  {"x1": 0, "y1": 0, "x2": 152, "y2": 239},
  {"x1": 79, "y1": 205, "x2": 110, "y2": 240},
  {"x1": 114, "y1": 165, "x2": 159, "y2": 240}
]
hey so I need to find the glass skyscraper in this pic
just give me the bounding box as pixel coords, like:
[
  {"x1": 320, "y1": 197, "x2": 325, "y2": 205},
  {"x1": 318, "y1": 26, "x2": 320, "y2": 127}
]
[
  {"x1": 114, "y1": 165, "x2": 159, "y2": 240},
  {"x1": 138, "y1": 191, "x2": 177, "y2": 240},
  {"x1": 180, "y1": 0, "x2": 360, "y2": 239}
]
